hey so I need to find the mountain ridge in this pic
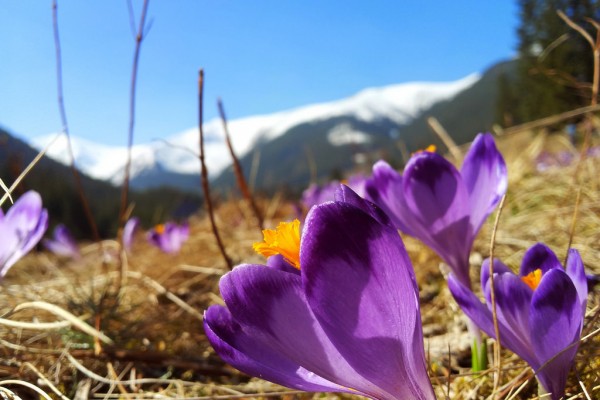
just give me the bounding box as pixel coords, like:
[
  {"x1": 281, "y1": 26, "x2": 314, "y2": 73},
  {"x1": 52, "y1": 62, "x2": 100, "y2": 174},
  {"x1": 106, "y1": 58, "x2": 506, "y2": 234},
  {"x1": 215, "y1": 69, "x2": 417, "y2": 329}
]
[{"x1": 29, "y1": 72, "x2": 480, "y2": 190}]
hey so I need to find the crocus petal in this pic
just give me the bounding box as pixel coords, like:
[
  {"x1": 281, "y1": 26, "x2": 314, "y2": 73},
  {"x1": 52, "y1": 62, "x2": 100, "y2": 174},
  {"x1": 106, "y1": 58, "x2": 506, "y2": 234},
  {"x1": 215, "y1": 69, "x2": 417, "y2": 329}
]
[
  {"x1": 204, "y1": 305, "x2": 348, "y2": 393},
  {"x1": 449, "y1": 273, "x2": 496, "y2": 337},
  {"x1": 0, "y1": 191, "x2": 48, "y2": 277},
  {"x1": 480, "y1": 258, "x2": 512, "y2": 293},
  {"x1": 147, "y1": 222, "x2": 189, "y2": 253},
  {"x1": 266, "y1": 254, "x2": 299, "y2": 275},
  {"x1": 565, "y1": 249, "x2": 588, "y2": 311},
  {"x1": 460, "y1": 133, "x2": 507, "y2": 234},
  {"x1": 43, "y1": 224, "x2": 80, "y2": 259},
  {"x1": 301, "y1": 182, "x2": 339, "y2": 209},
  {"x1": 530, "y1": 269, "x2": 583, "y2": 399},
  {"x1": 587, "y1": 273, "x2": 600, "y2": 291},
  {"x1": 448, "y1": 273, "x2": 534, "y2": 366},
  {"x1": 402, "y1": 153, "x2": 472, "y2": 285},
  {"x1": 123, "y1": 217, "x2": 140, "y2": 252},
  {"x1": 334, "y1": 184, "x2": 392, "y2": 228},
  {"x1": 485, "y1": 273, "x2": 537, "y2": 365},
  {"x1": 520, "y1": 243, "x2": 562, "y2": 276},
  {"x1": 219, "y1": 264, "x2": 382, "y2": 398},
  {"x1": 365, "y1": 160, "x2": 418, "y2": 236},
  {"x1": 5, "y1": 191, "x2": 48, "y2": 254},
  {"x1": 302, "y1": 201, "x2": 435, "y2": 400}
]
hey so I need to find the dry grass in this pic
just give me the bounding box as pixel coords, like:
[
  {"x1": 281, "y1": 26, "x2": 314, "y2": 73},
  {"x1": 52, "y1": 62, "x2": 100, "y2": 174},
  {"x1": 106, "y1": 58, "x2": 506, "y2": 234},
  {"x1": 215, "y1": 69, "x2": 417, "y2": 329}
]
[{"x1": 0, "y1": 130, "x2": 599, "y2": 399}]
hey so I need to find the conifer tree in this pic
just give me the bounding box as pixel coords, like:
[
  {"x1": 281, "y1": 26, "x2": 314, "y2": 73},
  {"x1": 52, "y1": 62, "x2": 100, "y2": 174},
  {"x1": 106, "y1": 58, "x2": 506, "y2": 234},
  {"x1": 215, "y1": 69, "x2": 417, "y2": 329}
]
[{"x1": 508, "y1": 0, "x2": 600, "y2": 124}]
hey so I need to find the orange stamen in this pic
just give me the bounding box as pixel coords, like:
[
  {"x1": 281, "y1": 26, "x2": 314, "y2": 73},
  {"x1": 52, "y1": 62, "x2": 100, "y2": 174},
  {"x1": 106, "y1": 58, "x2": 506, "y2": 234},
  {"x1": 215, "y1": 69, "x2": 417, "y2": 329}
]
[
  {"x1": 253, "y1": 219, "x2": 301, "y2": 269},
  {"x1": 412, "y1": 144, "x2": 437, "y2": 155},
  {"x1": 154, "y1": 224, "x2": 166, "y2": 235},
  {"x1": 521, "y1": 269, "x2": 543, "y2": 290}
]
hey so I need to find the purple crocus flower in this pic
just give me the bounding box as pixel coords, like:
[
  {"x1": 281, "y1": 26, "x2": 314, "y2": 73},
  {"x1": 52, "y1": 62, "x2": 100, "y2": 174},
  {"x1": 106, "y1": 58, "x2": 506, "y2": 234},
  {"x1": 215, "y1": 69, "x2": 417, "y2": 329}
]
[
  {"x1": 204, "y1": 186, "x2": 435, "y2": 400},
  {"x1": 147, "y1": 221, "x2": 189, "y2": 254},
  {"x1": 449, "y1": 243, "x2": 587, "y2": 399},
  {"x1": 43, "y1": 224, "x2": 80, "y2": 259},
  {"x1": 301, "y1": 174, "x2": 368, "y2": 210},
  {"x1": 365, "y1": 133, "x2": 507, "y2": 290},
  {"x1": 0, "y1": 191, "x2": 48, "y2": 279},
  {"x1": 301, "y1": 181, "x2": 341, "y2": 210},
  {"x1": 122, "y1": 217, "x2": 140, "y2": 252}
]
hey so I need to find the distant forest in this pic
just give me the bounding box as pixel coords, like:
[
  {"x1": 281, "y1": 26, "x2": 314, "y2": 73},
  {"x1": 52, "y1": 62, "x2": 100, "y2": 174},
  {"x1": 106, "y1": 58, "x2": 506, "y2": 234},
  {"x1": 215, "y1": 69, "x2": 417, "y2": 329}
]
[{"x1": 496, "y1": 0, "x2": 600, "y2": 126}]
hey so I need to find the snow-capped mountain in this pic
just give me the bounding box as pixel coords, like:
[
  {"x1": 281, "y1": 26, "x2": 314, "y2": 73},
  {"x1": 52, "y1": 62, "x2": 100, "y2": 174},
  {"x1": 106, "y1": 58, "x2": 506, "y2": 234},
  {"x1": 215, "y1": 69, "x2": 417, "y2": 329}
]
[{"x1": 31, "y1": 73, "x2": 480, "y2": 188}]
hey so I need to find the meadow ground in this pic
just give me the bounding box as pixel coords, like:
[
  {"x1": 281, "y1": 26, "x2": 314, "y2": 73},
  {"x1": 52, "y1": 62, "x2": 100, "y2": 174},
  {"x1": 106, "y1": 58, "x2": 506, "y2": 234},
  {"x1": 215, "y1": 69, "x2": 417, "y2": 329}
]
[{"x1": 0, "y1": 128, "x2": 598, "y2": 399}]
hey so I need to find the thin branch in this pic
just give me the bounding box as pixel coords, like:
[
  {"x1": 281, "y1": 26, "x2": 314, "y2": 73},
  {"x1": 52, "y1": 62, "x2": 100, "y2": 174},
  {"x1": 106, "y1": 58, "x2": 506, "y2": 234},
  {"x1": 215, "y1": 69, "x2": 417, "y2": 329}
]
[
  {"x1": 0, "y1": 381, "x2": 53, "y2": 400},
  {"x1": 125, "y1": 270, "x2": 204, "y2": 321},
  {"x1": 198, "y1": 70, "x2": 233, "y2": 270},
  {"x1": 488, "y1": 194, "x2": 507, "y2": 398},
  {"x1": 9, "y1": 301, "x2": 113, "y2": 344},
  {"x1": 427, "y1": 116, "x2": 463, "y2": 163},
  {"x1": 218, "y1": 98, "x2": 264, "y2": 230},
  {"x1": 0, "y1": 133, "x2": 61, "y2": 207},
  {"x1": 538, "y1": 33, "x2": 570, "y2": 62},
  {"x1": 119, "y1": 0, "x2": 150, "y2": 229},
  {"x1": 0, "y1": 178, "x2": 13, "y2": 204},
  {"x1": 501, "y1": 103, "x2": 600, "y2": 135},
  {"x1": 564, "y1": 186, "x2": 582, "y2": 266},
  {"x1": 557, "y1": 10, "x2": 594, "y2": 48},
  {"x1": 557, "y1": 10, "x2": 600, "y2": 106},
  {"x1": 126, "y1": 0, "x2": 137, "y2": 38},
  {"x1": 52, "y1": 0, "x2": 100, "y2": 241},
  {"x1": 22, "y1": 362, "x2": 70, "y2": 400},
  {"x1": 67, "y1": 347, "x2": 232, "y2": 377}
]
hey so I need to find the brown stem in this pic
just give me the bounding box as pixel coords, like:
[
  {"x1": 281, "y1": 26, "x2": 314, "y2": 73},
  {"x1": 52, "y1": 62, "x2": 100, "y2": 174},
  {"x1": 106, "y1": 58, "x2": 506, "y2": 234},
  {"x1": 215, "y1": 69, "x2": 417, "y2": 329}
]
[
  {"x1": 218, "y1": 98, "x2": 264, "y2": 230},
  {"x1": 557, "y1": 10, "x2": 600, "y2": 106},
  {"x1": 564, "y1": 186, "x2": 582, "y2": 267},
  {"x1": 52, "y1": 0, "x2": 100, "y2": 241},
  {"x1": 488, "y1": 194, "x2": 507, "y2": 398},
  {"x1": 70, "y1": 347, "x2": 233, "y2": 376},
  {"x1": 119, "y1": 0, "x2": 150, "y2": 229},
  {"x1": 198, "y1": 70, "x2": 233, "y2": 270}
]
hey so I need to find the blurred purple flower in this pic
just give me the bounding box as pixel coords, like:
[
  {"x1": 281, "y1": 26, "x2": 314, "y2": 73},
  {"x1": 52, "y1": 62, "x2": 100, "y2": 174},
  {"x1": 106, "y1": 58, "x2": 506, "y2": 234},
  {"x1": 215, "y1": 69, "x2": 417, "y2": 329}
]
[
  {"x1": 204, "y1": 186, "x2": 435, "y2": 400},
  {"x1": 0, "y1": 191, "x2": 48, "y2": 278},
  {"x1": 301, "y1": 182, "x2": 338, "y2": 209},
  {"x1": 123, "y1": 217, "x2": 140, "y2": 252},
  {"x1": 43, "y1": 224, "x2": 80, "y2": 259},
  {"x1": 449, "y1": 243, "x2": 587, "y2": 399},
  {"x1": 587, "y1": 145, "x2": 600, "y2": 158},
  {"x1": 365, "y1": 133, "x2": 507, "y2": 289},
  {"x1": 301, "y1": 174, "x2": 368, "y2": 210},
  {"x1": 147, "y1": 221, "x2": 189, "y2": 254},
  {"x1": 533, "y1": 148, "x2": 597, "y2": 172}
]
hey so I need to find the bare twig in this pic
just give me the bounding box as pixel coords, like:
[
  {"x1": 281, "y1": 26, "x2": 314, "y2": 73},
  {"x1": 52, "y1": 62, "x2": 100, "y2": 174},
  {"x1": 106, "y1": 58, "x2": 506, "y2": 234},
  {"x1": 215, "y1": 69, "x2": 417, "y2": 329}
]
[
  {"x1": 125, "y1": 0, "x2": 137, "y2": 38},
  {"x1": 0, "y1": 381, "x2": 53, "y2": 400},
  {"x1": 557, "y1": 10, "x2": 600, "y2": 106},
  {"x1": 0, "y1": 134, "x2": 61, "y2": 206},
  {"x1": 0, "y1": 178, "x2": 13, "y2": 204},
  {"x1": 218, "y1": 98, "x2": 264, "y2": 230},
  {"x1": 67, "y1": 347, "x2": 231, "y2": 377},
  {"x1": 119, "y1": 0, "x2": 150, "y2": 229},
  {"x1": 565, "y1": 186, "x2": 582, "y2": 266},
  {"x1": 23, "y1": 362, "x2": 70, "y2": 400},
  {"x1": 500, "y1": 103, "x2": 600, "y2": 136},
  {"x1": 9, "y1": 301, "x2": 113, "y2": 344},
  {"x1": 488, "y1": 194, "x2": 507, "y2": 398},
  {"x1": 427, "y1": 116, "x2": 463, "y2": 162},
  {"x1": 125, "y1": 270, "x2": 204, "y2": 320},
  {"x1": 52, "y1": 0, "x2": 100, "y2": 241},
  {"x1": 198, "y1": 70, "x2": 233, "y2": 270},
  {"x1": 65, "y1": 353, "x2": 207, "y2": 386}
]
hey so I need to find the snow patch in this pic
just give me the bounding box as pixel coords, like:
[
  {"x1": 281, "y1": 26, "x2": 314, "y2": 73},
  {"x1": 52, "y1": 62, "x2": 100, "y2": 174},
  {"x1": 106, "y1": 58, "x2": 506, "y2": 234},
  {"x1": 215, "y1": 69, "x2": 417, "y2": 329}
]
[
  {"x1": 30, "y1": 73, "x2": 480, "y2": 183},
  {"x1": 327, "y1": 123, "x2": 371, "y2": 146}
]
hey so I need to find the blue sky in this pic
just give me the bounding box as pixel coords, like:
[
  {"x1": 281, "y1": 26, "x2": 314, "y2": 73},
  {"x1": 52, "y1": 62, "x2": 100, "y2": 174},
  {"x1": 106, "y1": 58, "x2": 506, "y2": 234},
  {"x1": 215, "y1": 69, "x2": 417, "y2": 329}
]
[{"x1": 0, "y1": 1, "x2": 519, "y2": 146}]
